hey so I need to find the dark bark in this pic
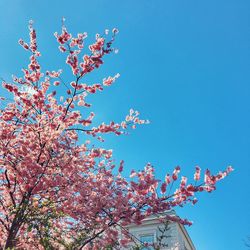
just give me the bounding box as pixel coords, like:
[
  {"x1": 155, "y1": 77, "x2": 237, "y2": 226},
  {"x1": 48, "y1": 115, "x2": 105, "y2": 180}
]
[{"x1": 4, "y1": 193, "x2": 30, "y2": 250}]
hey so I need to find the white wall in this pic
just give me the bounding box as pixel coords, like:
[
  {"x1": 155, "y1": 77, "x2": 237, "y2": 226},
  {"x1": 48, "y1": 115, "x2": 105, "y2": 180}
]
[{"x1": 121, "y1": 214, "x2": 195, "y2": 250}]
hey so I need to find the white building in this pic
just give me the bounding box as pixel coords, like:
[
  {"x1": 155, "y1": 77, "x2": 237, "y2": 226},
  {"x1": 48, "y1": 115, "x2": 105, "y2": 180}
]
[{"x1": 123, "y1": 211, "x2": 195, "y2": 250}]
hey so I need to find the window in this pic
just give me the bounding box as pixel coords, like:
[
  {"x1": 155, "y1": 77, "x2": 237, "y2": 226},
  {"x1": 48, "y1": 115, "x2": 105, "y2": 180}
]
[{"x1": 140, "y1": 234, "x2": 154, "y2": 250}]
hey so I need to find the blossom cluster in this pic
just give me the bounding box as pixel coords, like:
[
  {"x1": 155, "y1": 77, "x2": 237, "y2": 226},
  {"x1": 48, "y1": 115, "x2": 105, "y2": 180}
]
[{"x1": 0, "y1": 20, "x2": 233, "y2": 250}]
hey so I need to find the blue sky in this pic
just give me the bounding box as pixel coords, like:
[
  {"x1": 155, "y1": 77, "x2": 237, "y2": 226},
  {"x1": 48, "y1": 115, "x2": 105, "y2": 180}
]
[{"x1": 0, "y1": 0, "x2": 249, "y2": 249}]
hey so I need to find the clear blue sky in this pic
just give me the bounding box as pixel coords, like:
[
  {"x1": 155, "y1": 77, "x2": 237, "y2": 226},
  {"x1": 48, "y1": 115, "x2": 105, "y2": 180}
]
[{"x1": 0, "y1": 0, "x2": 249, "y2": 249}]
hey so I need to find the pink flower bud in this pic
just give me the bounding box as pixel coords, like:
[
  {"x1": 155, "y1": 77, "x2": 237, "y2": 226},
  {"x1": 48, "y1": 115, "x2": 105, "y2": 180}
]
[{"x1": 194, "y1": 166, "x2": 201, "y2": 181}]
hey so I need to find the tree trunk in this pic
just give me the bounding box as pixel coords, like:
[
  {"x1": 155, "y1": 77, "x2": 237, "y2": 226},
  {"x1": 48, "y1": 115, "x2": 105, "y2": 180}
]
[
  {"x1": 4, "y1": 223, "x2": 19, "y2": 249},
  {"x1": 4, "y1": 194, "x2": 30, "y2": 249}
]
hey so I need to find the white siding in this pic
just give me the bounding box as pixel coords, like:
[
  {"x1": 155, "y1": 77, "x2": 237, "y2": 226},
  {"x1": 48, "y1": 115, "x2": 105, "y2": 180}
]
[{"x1": 121, "y1": 212, "x2": 195, "y2": 250}]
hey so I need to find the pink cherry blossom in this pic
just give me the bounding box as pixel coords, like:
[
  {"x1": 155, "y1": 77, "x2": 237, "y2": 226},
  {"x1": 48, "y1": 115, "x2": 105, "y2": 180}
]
[
  {"x1": 0, "y1": 20, "x2": 233, "y2": 250},
  {"x1": 194, "y1": 166, "x2": 201, "y2": 181}
]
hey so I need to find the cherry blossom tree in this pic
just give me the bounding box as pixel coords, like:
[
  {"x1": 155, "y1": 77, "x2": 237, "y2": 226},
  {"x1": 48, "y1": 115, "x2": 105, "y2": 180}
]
[{"x1": 0, "y1": 20, "x2": 233, "y2": 249}]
